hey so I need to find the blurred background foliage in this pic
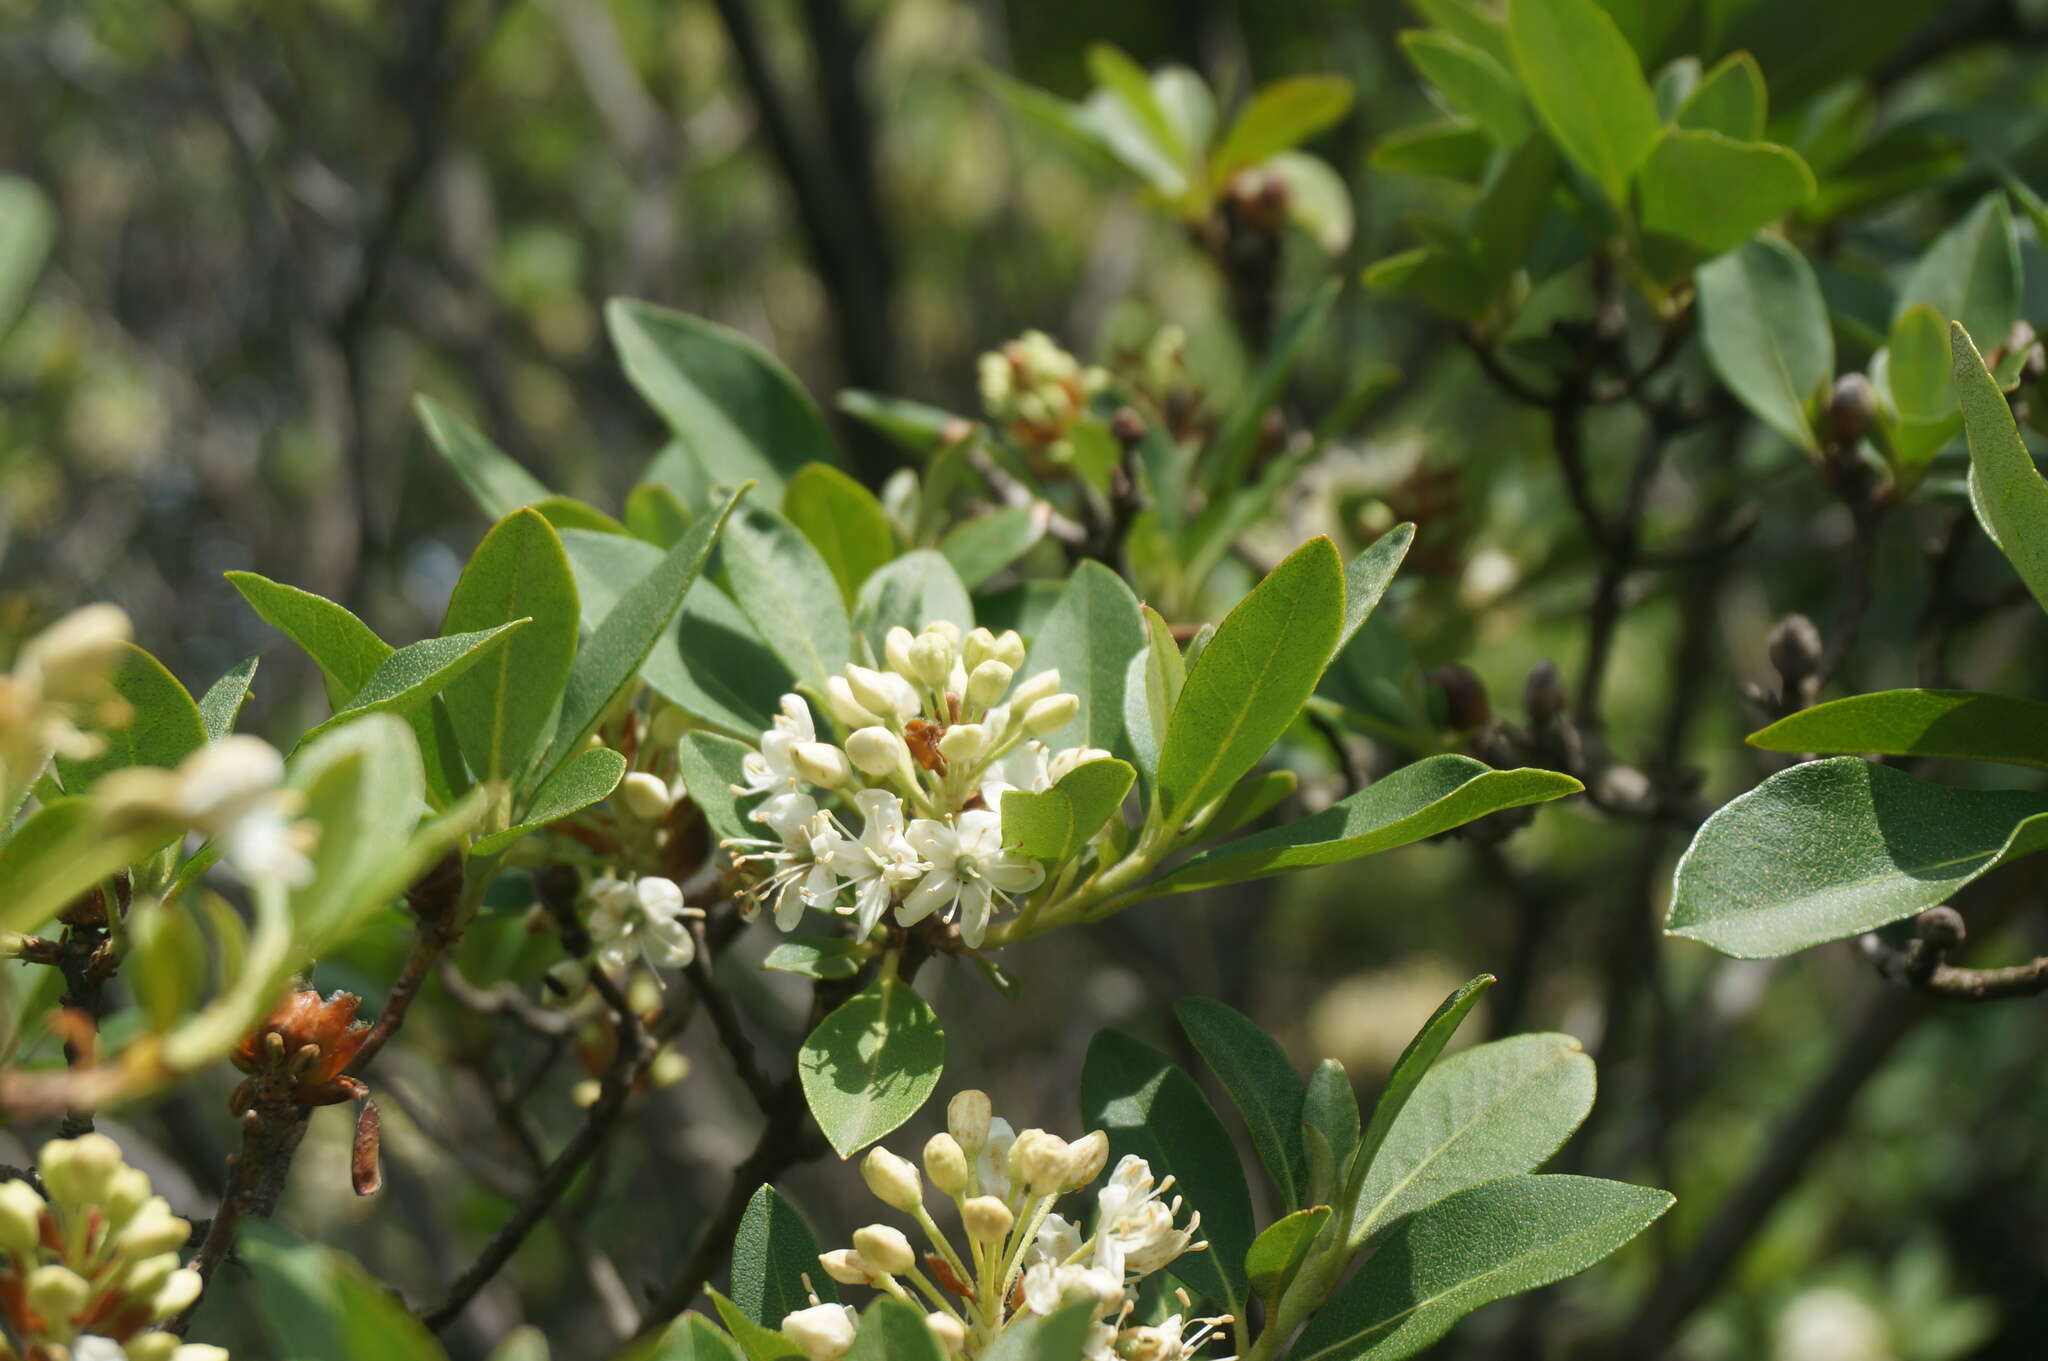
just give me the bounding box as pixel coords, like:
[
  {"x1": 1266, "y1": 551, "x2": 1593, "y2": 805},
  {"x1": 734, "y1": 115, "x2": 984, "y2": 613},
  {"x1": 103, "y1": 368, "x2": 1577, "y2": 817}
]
[{"x1": 5, "y1": 1, "x2": 2048, "y2": 1359}]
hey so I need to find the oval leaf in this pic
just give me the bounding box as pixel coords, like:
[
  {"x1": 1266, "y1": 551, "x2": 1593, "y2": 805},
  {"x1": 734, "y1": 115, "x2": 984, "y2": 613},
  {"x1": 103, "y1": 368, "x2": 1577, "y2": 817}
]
[
  {"x1": 799, "y1": 974, "x2": 946, "y2": 1158},
  {"x1": 1749, "y1": 689, "x2": 2048, "y2": 771},
  {"x1": 1697, "y1": 236, "x2": 1832, "y2": 451},
  {"x1": 1508, "y1": 0, "x2": 1661, "y2": 208},
  {"x1": 1954, "y1": 321, "x2": 2048, "y2": 614},
  {"x1": 52, "y1": 643, "x2": 207, "y2": 792},
  {"x1": 441, "y1": 509, "x2": 580, "y2": 783},
  {"x1": 1177, "y1": 997, "x2": 1306, "y2": 1209}
]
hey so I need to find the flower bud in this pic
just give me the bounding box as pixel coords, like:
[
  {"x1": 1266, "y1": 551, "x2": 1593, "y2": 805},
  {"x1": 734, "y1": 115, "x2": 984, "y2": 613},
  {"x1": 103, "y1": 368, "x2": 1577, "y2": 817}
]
[
  {"x1": 935, "y1": 724, "x2": 987, "y2": 765},
  {"x1": 122, "y1": 1250, "x2": 180, "y2": 1301},
  {"x1": 129, "y1": 1337, "x2": 228, "y2": 1361},
  {"x1": 923, "y1": 1133, "x2": 970, "y2": 1195},
  {"x1": 947, "y1": 1090, "x2": 993, "y2": 1149},
  {"x1": 1768, "y1": 614, "x2": 1824, "y2": 689},
  {"x1": 116, "y1": 1197, "x2": 192, "y2": 1258},
  {"x1": 103, "y1": 1165, "x2": 151, "y2": 1225},
  {"x1": 792, "y1": 742, "x2": 851, "y2": 790},
  {"x1": 926, "y1": 1312, "x2": 967, "y2": 1355},
  {"x1": 884, "y1": 628, "x2": 918, "y2": 679},
  {"x1": 1016, "y1": 1130, "x2": 1072, "y2": 1194},
  {"x1": 819, "y1": 1248, "x2": 874, "y2": 1285},
  {"x1": 961, "y1": 1195, "x2": 1014, "y2": 1243},
  {"x1": 782, "y1": 1302, "x2": 857, "y2": 1361},
  {"x1": 1023, "y1": 694, "x2": 1079, "y2": 736},
  {"x1": 826, "y1": 676, "x2": 880, "y2": 728},
  {"x1": 24, "y1": 1264, "x2": 90, "y2": 1328},
  {"x1": 961, "y1": 628, "x2": 999, "y2": 673},
  {"x1": 0, "y1": 1180, "x2": 44, "y2": 1258},
  {"x1": 39, "y1": 1133, "x2": 122, "y2": 1208},
  {"x1": 861, "y1": 1147, "x2": 923, "y2": 1212},
  {"x1": 1066, "y1": 1130, "x2": 1110, "y2": 1189},
  {"x1": 852, "y1": 1223, "x2": 916, "y2": 1276},
  {"x1": 619, "y1": 771, "x2": 673, "y2": 821},
  {"x1": 966, "y1": 661, "x2": 1013, "y2": 709},
  {"x1": 150, "y1": 1266, "x2": 203, "y2": 1317},
  {"x1": 925, "y1": 619, "x2": 961, "y2": 646},
  {"x1": 845, "y1": 727, "x2": 907, "y2": 777},
  {"x1": 993, "y1": 630, "x2": 1027, "y2": 671},
  {"x1": 649, "y1": 1048, "x2": 691, "y2": 1087},
  {"x1": 649, "y1": 704, "x2": 694, "y2": 751},
  {"x1": 1008, "y1": 670, "x2": 1060, "y2": 710},
  {"x1": 909, "y1": 633, "x2": 956, "y2": 688},
  {"x1": 847, "y1": 666, "x2": 912, "y2": 722}
]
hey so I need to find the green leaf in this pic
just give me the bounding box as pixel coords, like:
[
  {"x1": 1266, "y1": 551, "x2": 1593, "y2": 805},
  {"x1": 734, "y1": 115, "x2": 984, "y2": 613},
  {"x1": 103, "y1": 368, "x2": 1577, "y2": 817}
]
[
  {"x1": 731, "y1": 1184, "x2": 834, "y2": 1326},
  {"x1": 1400, "y1": 31, "x2": 1529, "y2": 146},
  {"x1": 1885, "y1": 303, "x2": 1953, "y2": 425},
  {"x1": 763, "y1": 936, "x2": 867, "y2": 981},
  {"x1": 723, "y1": 501, "x2": 854, "y2": 692},
  {"x1": 1670, "y1": 756, "x2": 2048, "y2": 957},
  {"x1": 628, "y1": 1315, "x2": 745, "y2": 1361},
  {"x1": 1351, "y1": 1033, "x2": 1595, "y2": 1241},
  {"x1": 470, "y1": 746, "x2": 626, "y2": 856},
  {"x1": 52, "y1": 644, "x2": 207, "y2": 792},
  {"x1": 836, "y1": 389, "x2": 966, "y2": 458},
  {"x1": 1410, "y1": 0, "x2": 1514, "y2": 65},
  {"x1": 783, "y1": 464, "x2": 896, "y2": 607},
  {"x1": 1351, "y1": 975, "x2": 1494, "y2": 1215},
  {"x1": 677, "y1": 732, "x2": 758, "y2": 844},
  {"x1": 441, "y1": 509, "x2": 580, "y2": 784},
  {"x1": 1638, "y1": 130, "x2": 1814, "y2": 256},
  {"x1": 1212, "y1": 75, "x2": 1355, "y2": 181},
  {"x1": 1470, "y1": 135, "x2": 1559, "y2": 285},
  {"x1": 1177, "y1": 997, "x2": 1306, "y2": 1208},
  {"x1": 1122, "y1": 605, "x2": 1185, "y2": 787},
  {"x1": 1001, "y1": 758, "x2": 1135, "y2": 862},
  {"x1": 710, "y1": 1289, "x2": 803, "y2": 1361},
  {"x1": 1696, "y1": 236, "x2": 1832, "y2": 451},
  {"x1": 1362, "y1": 244, "x2": 1494, "y2": 322},
  {"x1": 286, "y1": 714, "x2": 440, "y2": 950},
  {"x1": 197, "y1": 656, "x2": 260, "y2": 742},
  {"x1": 226, "y1": 571, "x2": 391, "y2": 709},
  {"x1": 799, "y1": 974, "x2": 946, "y2": 1158},
  {"x1": 853, "y1": 551, "x2": 975, "y2": 654},
  {"x1": 1953, "y1": 321, "x2": 2048, "y2": 615},
  {"x1": 416, "y1": 396, "x2": 553, "y2": 521},
  {"x1": 1157, "y1": 537, "x2": 1345, "y2": 823},
  {"x1": 626, "y1": 481, "x2": 695, "y2": 549},
  {"x1": 1080, "y1": 1030, "x2": 1255, "y2": 1319},
  {"x1": 1200, "y1": 768, "x2": 1299, "y2": 841},
  {"x1": 242, "y1": 1221, "x2": 450, "y2": 1361},
  {"x1": 849, "y1": 1299, "x2": 946, "y2": 1361},
  {"x1": 978, "y1": 1302, "x2": 1100, "y2": 1361},
  {"x1": 1304, "y1": 1058, "x2": 1361, "y2": 1171},
  {"x1": 1246, "y1": 1205, "x2": 1332, "y2": 1302},
  {"x1": 1337, "y1": 524, "x2": 1417, "y2": 655},
  {"x1": 1372, "y1": 120, "x2": 1494, "y2": 182},
  {"x1": 1900, "y1": 192, "x2": 2020, "y2": 347},
  {"x1": 1507, "y1": 0, "x2": 1661, "y2": 208},
  {"x1": 939, "y1": 508, "x2": 1043, "y2": 590},
  {"x1": 1086, "y1": 44, "x2": 1192, "y2": 194},
  {"x1": 1020, "y1": 561, "x2": 1144, "y2": 754},
  {"x1": 1265, "y1": 151, "x2": 1356, "y2": 254},
  {"x1": 608, "y1": 299, "x2": 837, "y2": 494},
  {"x1": 0, "y1": 799, "x2": 170, "y2": 937},
  {"x1": 0, "y1": 176, "x2": 55, "y2": 332},
  {"x1": 531, "y1": 495, "x2": 629, "y2": 537},
  {"x1": 1291, "y1": 1175, "x2": 1672, "y2": 1361},
  {"x1": 1158, "y1": 755, "x2": 1579, "y2": 894},
  {"x1": 1749, "y1": 690, "x2": 2048, "y2": 771},
  {"x1": 538, "y1": 487, "x2": 747, "y2": 778},
  {"x1": 301, "y1": 621, "x2": 529, "y2": 745},
  {"x1": 1675, "y1": 52, "x2": 1766, "y2": 139}
]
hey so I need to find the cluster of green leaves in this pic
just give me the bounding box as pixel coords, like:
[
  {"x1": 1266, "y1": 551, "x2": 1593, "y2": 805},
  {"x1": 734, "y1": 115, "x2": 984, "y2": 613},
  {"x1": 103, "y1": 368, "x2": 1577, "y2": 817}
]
[{"x1": 1670, "y1": 326, "x2": 2048, "y2": 957}]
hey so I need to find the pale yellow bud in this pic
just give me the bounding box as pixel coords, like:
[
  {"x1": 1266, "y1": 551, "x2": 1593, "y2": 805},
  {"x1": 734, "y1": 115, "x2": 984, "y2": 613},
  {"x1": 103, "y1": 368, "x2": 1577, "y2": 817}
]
[
  {"x1": 861, "y1": 1147, "x2": 923, "y2": 1212},
  {"x1": 947, "y1": 1090, "x2": 992, "y2": 1149},
  {"x1": 825, "y1": 676, "x2": 880, "y2": 728},
  {"x1": 852, "y1": 1223, "x2": 916, "y2": 1276},
  {"x1": 1066, "y1": 1130, "x2": 1110, "y2": 1189},
  {"x1": 783, "y1": 1303, "x2": 857, "y2": 1361},
  {"x1": 935, "y1": 724, "x2": 986, "y2": 765},
  {"x1": 847, "y1": 666, "x2": 909, "y2": 721},
  {"x1": 993, "y1": 630, "x2": 1027, "y2": 670},
  {"x1": 150, "y1": 1266, "x2": 203, "y2": 1318},
  {"x1": 649, "y1": 1049, "x2": 692, "y2": 1087},
  {"x1": 791, "y1": 742, "x2": 851, "y2": 789},
  {"x1": 961, "y1": 1195, "x2": 1013, "y2": 1243},
  {"x1": 1024, "y1": 694, "x2": 1080, "y2": 736},
  {"x1": 884, "y1": 628, "x2": 918, "y2": 678},
  {"x1": 649, "y1": 704, "x2": 694, "y2": 751},
  {"x1": 116, "y1": 1197, "x2": 191, "y2": 1257},
  {"x1": 39, "y1": 1132, "x2": 123, "y2": 1207},
  {"x1": 925, "y1": 620, "x2": 962, "y2": 646},
  {"x1": 923, "y1": 1133, "x2": 970, "y2": 1195},
  {"x1": 819, "y1": 1248, "x2": 874, "y2": 1285},
  {"x1": 24, "y1": 1263, "x2": 89, "y2": 1328},
  {"x1": 619, "y1": 771, "x2": 674, "y2": 820},
  {"x1": 966, "y1": 661, "x2": 1013, "y2": 709},
  {"x1": 908, "y1": 633, "x2": 955, "y2": 688},
  {"x1": 0, "y1": 1180, "x2": 44, "y2": 1259},
  {"x1": 121, "y1": 1250, "x2": 179, "y2": 1302},
  {"x1": 961, "y1": 628, "x2": 999, "y2": 673},
  {"x1": 1007, "y1": 1129, "x2": 1071, "y2": 1193},
  {"x1": 926, "y1": 1312, "x2": 968, "y2": 1355},
  {"x1": 845, "y1": 727, "x2": 907, "y2": 777},
  {"x1": 1009, "y1": 670, "x2": 1061, "y2": 710},
  {"x1": 103, "y1": 1165, "x2": 151, "y2": 1224}
]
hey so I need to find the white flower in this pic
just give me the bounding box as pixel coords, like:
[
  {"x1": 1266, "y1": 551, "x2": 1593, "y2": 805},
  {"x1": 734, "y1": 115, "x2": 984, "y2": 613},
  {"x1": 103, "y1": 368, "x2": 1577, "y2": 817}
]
[
  {"x1": 1094, "y1": 1155, "x2": 1201, "y2": 1277},
  {"x1": 820, "y1": 791, "x2": 928, "y2": 936},
  {"x1": 975, "y1": 1117, "x2": 1017, "y2": 1200},
  {"x1": 1048, "y1": 745, "x2": 1112, "y2": 784},
  {"x1": 898, "y1": 810, "x2": 1044, "y2": 947},
  {"x1": 178, "y1": 736, "x2": 315, "y2": 886},
  {"x1": 587, "y1": 875, "x2": 700, "y2": 973},
  {"x1": 781, "y1": 1302, "x2": 859, "y2": 1361},
  {"x1": 1021, "y1": 1259, "x2": 1123, "y2": 1318},
  {"x1": 738, "y1": 694, "x2": 816, "y2": 809}
]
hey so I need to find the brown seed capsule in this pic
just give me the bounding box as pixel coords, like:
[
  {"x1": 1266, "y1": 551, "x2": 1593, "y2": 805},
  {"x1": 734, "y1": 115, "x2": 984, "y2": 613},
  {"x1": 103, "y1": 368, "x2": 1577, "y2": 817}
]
[
  {"x1": 352, "y1": 1098, "x2": 384, "y2": 1196},
  {"x1": 230, "y1": 990, "x2": 371, "y2": 1111}
]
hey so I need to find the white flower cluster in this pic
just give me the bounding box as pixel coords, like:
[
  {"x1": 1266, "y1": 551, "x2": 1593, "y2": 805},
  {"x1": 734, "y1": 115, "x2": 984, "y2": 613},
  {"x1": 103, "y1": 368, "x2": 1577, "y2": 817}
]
[
  {"x1": 0, "y1": 604, "x2": 133, "y2": 798},
  {"x1": 98, "y1": 735, "x2": 316, "y2": 887},
  {"x1": 977, "y1": 331, "x2": 1111, "y2": 465},
  {"x1": 729, "y1": 623, "x2": 1108, "y2": 948},
  {"x1": 779, "y1": 1089, "x2": 1224, "y2": 1361},
  {"x1": 0, "y1": 1135, "x2": 225, "y2": 1361},
  {"x1": 584, "y1": 873, "x2": 701, "y2": 974}
]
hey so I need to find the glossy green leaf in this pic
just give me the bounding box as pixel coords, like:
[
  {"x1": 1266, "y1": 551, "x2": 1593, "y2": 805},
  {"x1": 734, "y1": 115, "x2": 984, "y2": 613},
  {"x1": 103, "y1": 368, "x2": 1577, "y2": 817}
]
[
  {"x1": 1157, "y1": 537, "x2": 1345, "y2": 822},
  {"x1": 1697, "y1": 236, "x2": 1832, "y2": 450},
  {"x1": 1638, "y1": 130, "x2": 1814, "y2": 256},
  {"x1": 853, "y1": 551, "x2": 975, "y2": 653},
  {"x1": 1002, "y1": 758, "x2": 1135, "y2": 863},
  {"x1": 1292, "y1": 1176, "x2": 1672, "y2": 1361},
  {"x1": 1886, "y1": 303, "x2": 1953, "y2": 425},
  {"x1": 1507, "y1": 0, "x2": 1661, "y2": 207},
  {"x1": 52, "y1": 644, "x2": 207, "y2": 792},
  {"x1": 1304, "y1": 1058, "x2": 1361, "y2": 1172},
  {"x1": 1470, "y1": 136, "x2": 1559, "y2": 285},
  {"x1": 441, "y1": 509, "x2": 580, "y2": 784},
  {"x1": 301, "y1": 621, "x2": 529, "y2": 745},
  {"x1": 835, "y1": 390, "x2": 966, "y2": 457},
  {"x1": 939, "y1": 508, "x2": 1043, "y2": 590},
  {"x1": 626, "y1": 481, "x2": 694, "y2": 549},
  {"x1": 630, "y1": 1315, "x2": 745, "y2": 1361},
  {"x1": 1400, "y1": 31, "x2": 1528, "y2": 146},
  {"x1": 225, "y1": 571, "x2": 391, "y2": 709},
  {"x1": 1900, "y1": 192, "x2": 2020, "y2": 348},
  {"x1": 784, "y1": 463, "x2": 896, "y2": 606},
  {"x1": 1157, "y1": 755, "x2": 1579, "y2": 894},
  {"x1": 1212, "y1": 76, "x2": 1355, "y2": 181},
  {"x1": 286, "y1": 714, "x2": 440, "y2": 949},
  {"x1": 731, "y1": 1184, "x2": 834, "y2": 1327},
  {"x1": 0, "y1": 799, "x2": 170, "y2": 937},
  {"x1": 416, "y1": 396, "x2": 553, "y2": 521},
  {"x1": 470, "y1": 746, "x2": 626, "y2": 856},
  {"x1": 1351, "y1": 1033, "x2": 1595, "y2": 1241},
  {"x1": 1675, "y1": 52, "x2": 1766, "y2": 139},
  {"x1": 608, "y1": 299, "x2": 837, "y2": 493},
  {"x1": 1086, "y1": 44, "x2": 1190, "y2": 189},
  {"x1": 538, "y1": 487, "x2": 746, "y2": 777},
  {"x1": 723, "y1": 501, "x2": 854, "y2": 692},
  {"x1": 242, "y1": 1222, "x2": 448, "y2": 1361},
  {"x1": 799, "y1": 974, "x2": 946, "y2": 1158},
  {"x1": 1372, "y1": 120, "x2": 1494, "y2": 183},
  {"x1": 1350, "y1": 974, "x2": 1494, "y2": 1220},
  {"x1": 1020, "y1": 561, "x2": 1144, "y2": 754},
  {"x1": 848, "y1": 1299, "x2": 946, "y2": 1361},
  {"x1": 1122, "y1": 604, "x2": 1185, "y2": 786},
  {"x1": 1246, "y1": 1205, "x2": 1331, "y2": 1302},
  {"x1": 978, "y1": 1302, "x2": 1099, "y2": 1361},
  {"x1": 1337, "y1": 524, "x2": 1417, "y2": 655},
  {"x1": 1202, "y1": 279, "x2": 1339, "y2": 497},
  {"x1": 1670, "y1": 756, "x2": 2048, "y2": 957},
  {"x1": 197, "y1": 656, "x2": 259, "y2": 742},
  {"x1": 1410, "y1": 0, "x2": 1514, "y2": 65},
  {"x1": 1953, "y1": 322, "x2": 2048, "y2": 614},
  {"x1": 1177, "y1": 997, "x2": 1306, "y2": 1208},
  {"x1": 710, "y1": 1289, "x2": 803, "y2": 1361},
  {"x1": 677, "y1": 732, "x2": 757, "y2": 844},
  {"x1": 1081, "y1": 1030, "x2": 1254, "y2": 1319},
  {"x1": 530, "y1": 495, "x2": 628, "y2": 537},
  {"x1": 1749, "y1": 690, "x2": 2048, "y2": 771}
]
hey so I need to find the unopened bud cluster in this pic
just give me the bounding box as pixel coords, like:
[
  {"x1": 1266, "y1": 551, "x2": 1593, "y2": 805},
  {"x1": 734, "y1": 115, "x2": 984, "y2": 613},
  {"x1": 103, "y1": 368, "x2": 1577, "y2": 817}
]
[
  {"x1": 0, "y1": 1135, "x2": 225, "y2": 1361},
  {"x1": 729, "y1": 622, "x2": 1108, "y2": 948},
  {"x1": 777, "y1": 1090, "x2": 1222, "y2": 1361},
  {"x1": 977, "y1": 331, "x2": 1110, "y2": 469}
]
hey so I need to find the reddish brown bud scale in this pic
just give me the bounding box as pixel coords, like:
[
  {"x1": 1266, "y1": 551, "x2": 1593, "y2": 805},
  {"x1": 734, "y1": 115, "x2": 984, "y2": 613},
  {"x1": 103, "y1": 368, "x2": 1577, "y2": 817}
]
[{"x1": 353, "y1": 1098, "x2": 384, "y2": 1196}]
